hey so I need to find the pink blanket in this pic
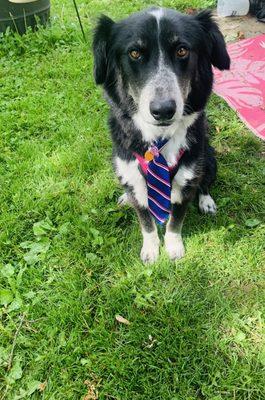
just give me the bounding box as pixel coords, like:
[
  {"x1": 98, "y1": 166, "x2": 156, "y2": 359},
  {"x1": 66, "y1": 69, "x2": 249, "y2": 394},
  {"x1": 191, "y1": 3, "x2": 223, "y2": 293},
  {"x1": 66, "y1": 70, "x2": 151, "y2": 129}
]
[{"x1": 214, "y1": 34, "x2": 265, "y2": 140}]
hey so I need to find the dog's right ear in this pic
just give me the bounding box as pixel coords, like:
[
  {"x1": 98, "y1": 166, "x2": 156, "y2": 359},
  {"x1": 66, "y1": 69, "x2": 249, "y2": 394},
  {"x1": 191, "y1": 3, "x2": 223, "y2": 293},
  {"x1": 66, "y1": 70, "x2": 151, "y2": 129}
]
[{"x1": 93, "y1": 15, "x2": 115, "y2": 85}]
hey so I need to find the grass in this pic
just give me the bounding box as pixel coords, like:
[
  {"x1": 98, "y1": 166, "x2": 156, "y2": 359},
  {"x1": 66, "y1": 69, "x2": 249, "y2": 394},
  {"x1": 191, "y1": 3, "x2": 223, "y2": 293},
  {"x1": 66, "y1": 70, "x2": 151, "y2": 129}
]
[{"x1": 0, "y1": 0, "x2": 264, "y2": 399}]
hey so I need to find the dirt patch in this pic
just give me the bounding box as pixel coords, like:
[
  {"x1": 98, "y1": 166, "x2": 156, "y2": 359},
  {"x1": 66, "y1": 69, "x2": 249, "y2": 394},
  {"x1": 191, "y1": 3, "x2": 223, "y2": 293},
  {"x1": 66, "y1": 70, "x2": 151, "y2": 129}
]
[{"x1": 214, "y1": 11, "x2": 265, "y2": 42}]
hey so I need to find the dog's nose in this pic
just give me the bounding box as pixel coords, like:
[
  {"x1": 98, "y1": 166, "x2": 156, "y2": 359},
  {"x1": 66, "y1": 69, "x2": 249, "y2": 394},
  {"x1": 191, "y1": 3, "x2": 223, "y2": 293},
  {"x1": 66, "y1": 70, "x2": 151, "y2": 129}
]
[{"x1": 150, "y1": 99, "x2": 176, "y2": 121}]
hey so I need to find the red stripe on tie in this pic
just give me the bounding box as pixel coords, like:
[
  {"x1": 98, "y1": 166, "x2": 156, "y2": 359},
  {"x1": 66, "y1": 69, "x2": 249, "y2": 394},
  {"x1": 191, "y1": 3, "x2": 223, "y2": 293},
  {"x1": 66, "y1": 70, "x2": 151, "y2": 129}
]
[
  {"x1": 148, "y1": 168, "x2": 171, "y2": 187},
  {"x1": 148, "y1": 195, "x2": 170, "y2": 213},
  {"x1": 147, "y1": 183, "x2": 171, "y2": 201}
]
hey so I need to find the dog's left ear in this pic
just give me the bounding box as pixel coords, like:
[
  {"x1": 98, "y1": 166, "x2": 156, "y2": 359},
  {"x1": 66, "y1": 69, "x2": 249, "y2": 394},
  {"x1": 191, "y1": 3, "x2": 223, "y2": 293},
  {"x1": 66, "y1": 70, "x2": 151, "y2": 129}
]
[
  {"x1": 93, "y1": 15, "x2": 115, "y2": 84},
  {"x1": 195, "y1": 10, "x2": 230, "y2": 70}
]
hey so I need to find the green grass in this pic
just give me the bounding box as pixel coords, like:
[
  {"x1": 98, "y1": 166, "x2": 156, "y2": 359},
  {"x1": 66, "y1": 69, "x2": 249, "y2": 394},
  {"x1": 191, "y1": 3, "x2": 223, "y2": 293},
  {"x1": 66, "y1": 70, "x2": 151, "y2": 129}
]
[{"x1": 0, "y1": 0, "x2": 264, "y2": 399}]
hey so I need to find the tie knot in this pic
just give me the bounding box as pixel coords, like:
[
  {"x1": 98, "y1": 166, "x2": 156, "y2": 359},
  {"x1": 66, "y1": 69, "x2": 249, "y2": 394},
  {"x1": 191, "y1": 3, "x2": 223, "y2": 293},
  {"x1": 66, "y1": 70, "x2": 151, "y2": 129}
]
[{"x1": 150, "y1": 145, "x2": 159, "y2": 157}]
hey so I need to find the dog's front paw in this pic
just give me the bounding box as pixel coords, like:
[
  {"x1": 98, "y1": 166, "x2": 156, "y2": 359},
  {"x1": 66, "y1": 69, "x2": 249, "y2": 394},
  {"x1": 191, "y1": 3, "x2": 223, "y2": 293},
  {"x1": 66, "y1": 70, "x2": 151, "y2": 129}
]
[
  {"x1": 140, "y1": 232, "x2": 160, "y2": 264},
  {"x1": 140, "y1": 243, "x2": 159, "y2": 264},
  {"x1": 165, "y1": 232, "x2": 185, "y2": 261},
  {"x1": 199, "y1": 194, "x2": 217, "y2": 215}
]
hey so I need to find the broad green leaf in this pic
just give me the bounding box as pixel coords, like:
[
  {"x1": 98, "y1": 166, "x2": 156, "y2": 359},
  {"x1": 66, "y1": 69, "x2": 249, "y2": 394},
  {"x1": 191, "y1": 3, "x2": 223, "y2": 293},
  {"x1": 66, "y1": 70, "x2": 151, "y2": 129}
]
[
  {"x1": 23, "y1": 253, "x2": 41, "y2": 265},
  {"x1": 33, "y1": 219, "x2": 54, "y2": 236},
  {"x1": 89, "y1": 228, "x2": 100, "y2": 237},
  {"x1": 245, "y1": 219, "x2": 261, "y2": 228},
  {"x1": 0, "y1": 264, "x2": 15, "y2": 277},
  {"x1": 20, "y1": 241, "x2": 33, "y2": 249},
  {"x1": 80, "y1": 358, "x2": 91, "y2": 366},
  {"x1": 24, "y1": 290, "x2": 35, "y2": 299},
  {"x1": 58, "y1": 331, "x2": 66, "y2": 347},
  {"x1": 58, "y1": 222, "x2": 70, "y2": 235},
  {"x1": 23, "y1": 239, "x2": 51, "y2": 265},
  {"x1": 29, "y1": 239, "x2": 50, "y2": 254},
  {"x1": 234, "y1": 330, "x2": 246, "y2": 343},
  {"x1": 0, "y1": 289, "x2": 13, "y2": 306},
  {"x1": 7, "y1": 297, "x2": 23, "y2": 312},
  {"x1": 7, "y1": 358, "x2": 23, "y2": 385}
]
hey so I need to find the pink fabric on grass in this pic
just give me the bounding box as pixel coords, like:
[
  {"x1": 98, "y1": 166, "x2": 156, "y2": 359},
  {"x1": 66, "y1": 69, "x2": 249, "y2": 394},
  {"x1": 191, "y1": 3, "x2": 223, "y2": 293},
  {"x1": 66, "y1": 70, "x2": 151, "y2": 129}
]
[{"x1": 213, "y1": 34, "x2": 265, "y2": 140}]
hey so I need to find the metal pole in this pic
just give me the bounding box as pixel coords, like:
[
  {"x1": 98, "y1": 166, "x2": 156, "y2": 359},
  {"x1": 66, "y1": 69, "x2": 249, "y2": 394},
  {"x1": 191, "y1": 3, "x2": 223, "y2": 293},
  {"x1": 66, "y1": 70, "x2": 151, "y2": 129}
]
[{"x1": 72, "y1": 0, "x2": 86, "y2": 42}]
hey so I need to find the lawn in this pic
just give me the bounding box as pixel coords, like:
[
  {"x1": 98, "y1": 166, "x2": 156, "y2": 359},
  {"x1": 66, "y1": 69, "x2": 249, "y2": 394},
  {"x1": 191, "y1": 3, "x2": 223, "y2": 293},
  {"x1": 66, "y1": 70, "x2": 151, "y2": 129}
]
[{"x1": 0, "y1": 0, "x2": 264, "y2": 399}]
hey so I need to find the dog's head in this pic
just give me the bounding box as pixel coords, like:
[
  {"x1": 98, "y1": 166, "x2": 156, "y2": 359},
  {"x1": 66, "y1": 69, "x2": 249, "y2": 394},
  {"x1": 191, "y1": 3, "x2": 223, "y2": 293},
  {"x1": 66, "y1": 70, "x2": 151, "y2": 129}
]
[{"x1": 93, "y1": 8, "x2": 230, "y2": 140}]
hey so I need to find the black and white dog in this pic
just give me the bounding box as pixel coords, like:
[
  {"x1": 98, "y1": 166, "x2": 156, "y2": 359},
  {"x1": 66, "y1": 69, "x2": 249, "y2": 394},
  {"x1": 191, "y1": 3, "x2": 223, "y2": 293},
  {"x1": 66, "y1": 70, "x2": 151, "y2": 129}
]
[{"x1": 93, "y1": 7, "x2": 230, "y2": 263}]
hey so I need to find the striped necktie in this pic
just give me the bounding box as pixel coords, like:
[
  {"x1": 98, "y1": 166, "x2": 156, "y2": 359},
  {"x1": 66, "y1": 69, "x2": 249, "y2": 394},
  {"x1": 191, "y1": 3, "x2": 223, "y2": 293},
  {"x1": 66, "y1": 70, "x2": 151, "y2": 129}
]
[{"x1": 146, "y1": 139, "x2": 171, "y2": 224}]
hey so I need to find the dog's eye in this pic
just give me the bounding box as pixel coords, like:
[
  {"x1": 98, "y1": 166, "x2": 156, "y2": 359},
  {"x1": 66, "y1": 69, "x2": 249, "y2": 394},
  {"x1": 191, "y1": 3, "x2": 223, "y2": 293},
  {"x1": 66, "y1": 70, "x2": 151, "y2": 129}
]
[
  {"x1": 176, "y1": 47, "x2": 189, "y2": 58},
  {"x1": 129, "y1": 50, "x2": 141, "y2": 60}
]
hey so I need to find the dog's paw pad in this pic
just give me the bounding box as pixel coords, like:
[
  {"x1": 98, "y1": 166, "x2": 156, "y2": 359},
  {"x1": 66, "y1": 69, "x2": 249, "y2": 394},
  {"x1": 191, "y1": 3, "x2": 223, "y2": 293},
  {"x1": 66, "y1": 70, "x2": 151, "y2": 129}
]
[
  {"x1": 118, "y1": 193, "x2": 130, "y2": 206},
  {"x1": 199, "y1": 194, "x2": 217, "y2": 215},
  {"x1": 165, "y1": 232, "x2": 185, "y2": 261}
]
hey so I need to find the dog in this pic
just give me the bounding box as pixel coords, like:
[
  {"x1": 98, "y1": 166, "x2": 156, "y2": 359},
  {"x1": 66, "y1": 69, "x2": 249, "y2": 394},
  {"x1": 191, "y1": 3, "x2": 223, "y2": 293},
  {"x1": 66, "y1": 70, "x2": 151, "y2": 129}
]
[{"x1": 92, "y1": 7, "x2": 230, "y2": 263}]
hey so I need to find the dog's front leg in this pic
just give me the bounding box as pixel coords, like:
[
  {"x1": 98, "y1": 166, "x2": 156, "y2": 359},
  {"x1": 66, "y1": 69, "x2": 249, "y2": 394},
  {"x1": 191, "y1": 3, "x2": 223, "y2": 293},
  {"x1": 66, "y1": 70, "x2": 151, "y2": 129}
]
[
  {"x1": 115, "y1": 157, "x2": 160, "y2": 263},
  {"x1": 165, "y1": 201, "x2": 189, "y2": 260},
  {"x1": 135, "y1": 205, "x2": 160, "y2": 264}
]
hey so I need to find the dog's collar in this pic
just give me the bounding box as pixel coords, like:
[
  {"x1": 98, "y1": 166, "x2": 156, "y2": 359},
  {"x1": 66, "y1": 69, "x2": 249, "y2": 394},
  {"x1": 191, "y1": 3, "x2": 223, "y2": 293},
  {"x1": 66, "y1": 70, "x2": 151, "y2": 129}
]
[{"x1": 133, "y1": 143, "x2": 185, "y2": 176}]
